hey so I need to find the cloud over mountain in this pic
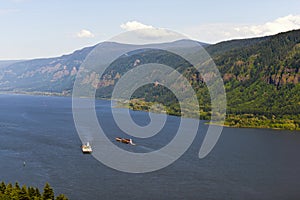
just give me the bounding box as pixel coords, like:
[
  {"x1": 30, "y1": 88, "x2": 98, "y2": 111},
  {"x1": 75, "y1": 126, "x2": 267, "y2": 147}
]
[
  {"x1": 76, "y1": 29, "x2": 95, "y2": 38},
  {"x1": 120, "y1": 21, "x2": 154, "y2": 31},
  {"x1": 185, "y1": 15, "x2": 300, "y2": 43},
  {"x1": 118, "y1": 21, "x2": 184, "y2": 44}
]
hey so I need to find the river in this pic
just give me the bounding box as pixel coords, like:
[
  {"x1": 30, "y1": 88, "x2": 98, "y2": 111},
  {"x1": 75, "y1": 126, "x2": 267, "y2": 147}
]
[{"x1": 0, "y1": 94, "x2": 300, "y2": 199}]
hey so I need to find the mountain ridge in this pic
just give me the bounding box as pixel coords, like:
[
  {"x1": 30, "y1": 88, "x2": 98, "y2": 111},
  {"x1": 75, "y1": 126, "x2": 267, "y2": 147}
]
[{"x1": 0, "y1": 29, "x2": 299, "y2": 130}]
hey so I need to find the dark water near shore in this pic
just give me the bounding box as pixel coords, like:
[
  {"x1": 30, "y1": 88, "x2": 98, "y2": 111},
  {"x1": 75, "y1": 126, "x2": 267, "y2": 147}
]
[{"x1": 0, "y1": 94, "x2": 300, "y2": 200}]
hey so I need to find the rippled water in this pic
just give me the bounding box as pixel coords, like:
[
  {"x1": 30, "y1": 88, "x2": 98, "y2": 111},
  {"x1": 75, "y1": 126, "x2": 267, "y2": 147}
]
[{"x1": 0, "y1": 94, "x2": 300, "y2": 200}]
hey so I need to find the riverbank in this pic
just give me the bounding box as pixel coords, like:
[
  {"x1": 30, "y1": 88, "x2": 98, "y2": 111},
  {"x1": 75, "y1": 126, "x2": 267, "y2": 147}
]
[
  {"x1": 1, "y1": 91, "x2": 299, "y2": 131},
  {"x1": 117, "y1": 99, "x2": 300, "y2": 131},
  {"x1": 0, "y1": 90, "x2": 71, "y2": 97},
  {"x1": 224, "y1": 114, "x2": 300, "y2": 131}
]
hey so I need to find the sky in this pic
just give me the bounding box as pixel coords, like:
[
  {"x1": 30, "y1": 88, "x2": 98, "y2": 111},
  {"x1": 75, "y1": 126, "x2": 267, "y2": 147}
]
[{"x1": 0, "y1": 0, "x2": 300, "y2": 60}]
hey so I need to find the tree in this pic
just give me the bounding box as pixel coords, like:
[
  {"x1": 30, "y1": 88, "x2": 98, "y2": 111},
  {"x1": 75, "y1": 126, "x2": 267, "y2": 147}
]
[
  {"x1": 0, "y1": 181, "x2": 67, "y2": 200},
  {"x1": 19, "y1": 185, "x2": 30, "y2": 200},
  {"x1": 27, "y1": 187, "x2": 35, "y2": 198},
  {"x1": 35, "y1": 188, "x2": 41, "y2": 198},
  {"x1": 42, "y1": 183, "x2": 54, "y2": 200},
  {"x1": 14, "y1": 182, "x2": 20, "y2": 191},
  {"x1": 55, "y1": 194, "x2": 68, "y2": 200},
  {"x1": 0, "y1": 181, "x2": 6, "y2": 193},
  {"x1": 4, "y1": 183, "x2": 13, "y2": 196}
]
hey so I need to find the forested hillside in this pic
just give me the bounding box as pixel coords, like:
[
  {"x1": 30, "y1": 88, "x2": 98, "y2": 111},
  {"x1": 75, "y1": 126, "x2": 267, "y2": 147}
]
[
  {"x1": 0, "y1": 29, "x2": 299, "y2": 130},
  {"x1": 210, "y1": 30, "x2": 300, "y2": 129},
  {"x1": 105, "y1": 30, "x2": 300, "y2": 130}
]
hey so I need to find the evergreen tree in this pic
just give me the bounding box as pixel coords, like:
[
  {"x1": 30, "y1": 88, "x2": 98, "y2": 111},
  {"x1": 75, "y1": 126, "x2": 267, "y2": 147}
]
[
  {"x1": 4, "y1": 183, "x2": 13, "y2": 196},
  {"x1": 19, "y1": 185, "x2": 30, "y2": 200},
  {"x1": 42, "y1": 183, "x2": 54, "y2": 200},
  {"x1": 0, "y1": 181, "x2": 6, "y2": 193},
  {"x1": 27, "y1": 186, "x2": 36, "y2": 199},
  {"x1": 0, "y1": 182, "x2": 67, "y2": 200},
  {"x1": 55, "y1": 194, "x2": 68, "y2": 200},
  {"x1": 14, "y1": 182, "x2": 21, "y2": 191},
  {"x1": 35, "y1": 188, "x2": 41, "y2": 198}
]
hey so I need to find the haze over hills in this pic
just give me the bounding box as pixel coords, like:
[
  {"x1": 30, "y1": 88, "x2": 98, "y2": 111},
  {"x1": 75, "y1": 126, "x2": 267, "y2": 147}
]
[
  {"x1": 0, "y1": 60, "x2": 22, "y2": 69},
  {"x1": 0, "y1": 46, "x2": 95, "y2": 93},
  {"x1": 0, "y1": 29, "x2": 299, "y2": 130}
]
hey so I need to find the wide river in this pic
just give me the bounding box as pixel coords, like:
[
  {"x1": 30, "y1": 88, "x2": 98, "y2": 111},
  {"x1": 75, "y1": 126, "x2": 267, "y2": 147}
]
[{"x1": 0, "y1": 94, "x2": 300, "y2": 200}]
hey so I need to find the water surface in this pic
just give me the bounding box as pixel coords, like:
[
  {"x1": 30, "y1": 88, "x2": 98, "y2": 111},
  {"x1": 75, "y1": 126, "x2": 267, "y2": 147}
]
[{"x1": 0, "y1": 94, "x2": 300, "y2": 199}]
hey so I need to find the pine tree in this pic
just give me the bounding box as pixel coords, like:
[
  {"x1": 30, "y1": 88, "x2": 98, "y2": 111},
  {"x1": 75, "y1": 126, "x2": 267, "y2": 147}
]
[
  {"x1": 19, "y1": 185, "x2": 30, "y2": 200},
  {"x1": 42, "y1": 183, "x2": 54, "y2": 200},
  {"x1": 4, "y1": 183, "x2": 12, "y2": 196},
  {"x1": 10, "y1": 187, "x2": 20, "y2": 200},
  {"x1": 14, "y1": 182, "x2": 20, "y2": 191},
  {"x1": 35, "y1": 188, "x2": 41, "y2": 198},
  {"x1": 0, "y1": 181, "x2": 6, "y2": 193},
  {"x1": 27, "y1": 186, "x2": 35, "y2": 198},
  {"x1": 0, "y1": 182, "x2": 67, "y2": 200},
  {"x1": 55, "y1": 194, "x2": 68, "y2": 200}
]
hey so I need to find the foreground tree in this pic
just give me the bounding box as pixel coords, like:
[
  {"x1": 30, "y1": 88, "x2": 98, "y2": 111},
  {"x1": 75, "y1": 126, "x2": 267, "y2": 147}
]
[
  {"x1": 0, "y1": 182, "x2": 68, "y2": 200},
  {"x1": 42, "y1": 183, "x2": 54, "y2": 200}
]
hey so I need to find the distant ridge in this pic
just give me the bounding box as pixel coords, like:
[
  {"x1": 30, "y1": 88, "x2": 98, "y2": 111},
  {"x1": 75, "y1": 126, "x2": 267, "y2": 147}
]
[
  {"x1": 0, "y1": 29, "x2": 299, "y2": 129},
  {"x1": 0, "y1": 60, "x2": 23, "y2": 69}
]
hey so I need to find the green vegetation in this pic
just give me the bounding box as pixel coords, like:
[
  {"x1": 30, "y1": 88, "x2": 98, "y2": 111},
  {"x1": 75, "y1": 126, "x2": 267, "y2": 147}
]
[
  {"x1": 122, "y1": 98, "x2": 300, "y2": 130},
  {"x1": 109, "y1": 30, "x2": 300, "y2": 130},
  {"x1": 0, "y1": 181, "x2": 68, "y2": 200},
  {"x1": 1, "y1": 29, "x2": 299, "y2": 130},
  {"x1": 213, "y1": 30, "x2": 300, "y2": 130},
  {"x1": 225, "y1": 114, "x2": 300, "y2": 130}
]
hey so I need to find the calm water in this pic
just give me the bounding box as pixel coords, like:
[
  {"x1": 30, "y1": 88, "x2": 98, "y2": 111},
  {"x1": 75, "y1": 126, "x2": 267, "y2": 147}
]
[{"x1": 0, "y1": 94, "x2": 300, "y2": 200}]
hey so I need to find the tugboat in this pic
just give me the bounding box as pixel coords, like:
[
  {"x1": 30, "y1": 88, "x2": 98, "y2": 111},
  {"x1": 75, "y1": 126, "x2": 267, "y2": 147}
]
[
  {"x1": 81, "y1": 142, "x2": 92, "y2": 153},
  {"x1": 115, "y1": 137, "x2": 135, "y2": 145}
]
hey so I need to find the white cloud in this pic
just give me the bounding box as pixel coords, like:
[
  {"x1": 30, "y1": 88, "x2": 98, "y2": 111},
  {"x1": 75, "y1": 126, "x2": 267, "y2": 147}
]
[
  {"x1": 237, "y1": 15, "x2": 300, "y2": 36},
  {"x1": 117, "y1": 21, "x2": 185, "y2": 44},
  {"x1": 76, "y1": 29, "x2": 95, "y2": 38},
  {"x1": 120, "y1": 21, "x2": 154, "y2": 31},
  {"x1": 185, "y1": 15, "x2": 300, "y2": 43}
]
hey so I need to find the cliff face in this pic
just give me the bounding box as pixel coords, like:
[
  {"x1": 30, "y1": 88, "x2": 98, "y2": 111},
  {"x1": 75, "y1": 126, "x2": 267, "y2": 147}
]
[
  {"x1": 0, "y1": 30, "x2": 299, "y2": 119},
  {"x1": 0, "y1": 46, "x2": 94, "y2": 92},
  {"x1": 208, "y1": 30, "x2": 300, "y2": 87}
]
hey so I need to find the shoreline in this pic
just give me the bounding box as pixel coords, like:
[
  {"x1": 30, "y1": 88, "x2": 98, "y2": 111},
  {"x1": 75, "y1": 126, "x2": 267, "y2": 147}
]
[
  {"x1": 117, "y1": 99, "x2": 300, "y2": 131},
  {"x1": 1, "y1": 91, "x2": 299, "y2": 132},
  {"x1": 205, "y1": 122, "x2": 300, "y2": 132}
]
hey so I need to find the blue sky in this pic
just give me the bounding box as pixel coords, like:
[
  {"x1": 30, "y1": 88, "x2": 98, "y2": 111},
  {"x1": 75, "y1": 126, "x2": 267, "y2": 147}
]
[{"x1": 1, "y1": 0, "x2": 300, "y2": 60}]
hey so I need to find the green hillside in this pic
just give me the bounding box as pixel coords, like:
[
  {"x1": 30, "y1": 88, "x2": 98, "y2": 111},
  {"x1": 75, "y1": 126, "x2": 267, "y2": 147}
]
[
  {"x1": 100, "y1": 30, "x2": 300, "y2": 130},
  {"x1": 210, "y1": 30, "x2": 300, "y2": 129},
  {"x1": 0, "y1": 30, "x2": 299, "y2": 130}
]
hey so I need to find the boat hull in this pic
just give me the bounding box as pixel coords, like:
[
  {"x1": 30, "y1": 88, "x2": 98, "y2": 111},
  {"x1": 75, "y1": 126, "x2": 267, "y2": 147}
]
[
  {"x1": 115, "y1": 137, "x2": 135, "y2": 145},
  {"x1": 81, "y1": 143, "x2": 92, "y2": 153}
]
